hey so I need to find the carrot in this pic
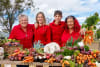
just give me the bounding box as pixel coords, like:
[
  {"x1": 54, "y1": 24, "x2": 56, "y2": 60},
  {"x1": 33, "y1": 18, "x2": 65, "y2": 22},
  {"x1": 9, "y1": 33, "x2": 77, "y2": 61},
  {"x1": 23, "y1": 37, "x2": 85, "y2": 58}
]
[
  {"x1": 44, "y1": 60, "x2": 48, "y2": 62},
  {"x1": 93, "y1": 54, "x2": 96, "y2": 58},
  {"x1": 96, "y1": 51, "x2": 100, "y2": 54},
  {"x1": 24, "y1": 56, "x2": 33, "y2": 59},
  {"x1": 60, "y1": 60, "x2": 63, "y2": 63},
  {"x1": 91, "y1": 52, "x2": 94, "y2": 55},
  {"x1": 79, "y1": 57, "x2": 82, "y2": 60},
  {"x1": 82, "y1": 60, "x2": 84, "y2": 63},
  {"x1": 78, "y1": 61, "x2": 81, "y2": 64},
  {"x1": 88, "y1": 62, "x2": 91, "y2": 65},
  {"x1": 64, "y1": 61, "x2": 69, "y2": 65},
  {"x1": 76, "y1": 56, "x2": 80, "y2": 60},
  {"x1": 62, "y1": 63, "x2": 65, "y2": 67},
  {"x1": 22, "y1": 56, "x2": 34, "y2": 63}
]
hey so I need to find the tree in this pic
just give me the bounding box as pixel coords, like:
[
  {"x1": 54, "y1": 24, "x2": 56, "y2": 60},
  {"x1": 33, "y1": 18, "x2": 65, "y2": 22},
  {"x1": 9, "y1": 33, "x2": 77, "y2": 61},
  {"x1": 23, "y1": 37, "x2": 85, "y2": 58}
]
[
  {"x1": 82, "y1": 12, "x2": 100, "y2": 30},
  {"x1": 96, "y1": 29, "x2": 100, "y2": 39},
  {"x1": 0, "y1": 0, "x2": 35, "y2": 33}
]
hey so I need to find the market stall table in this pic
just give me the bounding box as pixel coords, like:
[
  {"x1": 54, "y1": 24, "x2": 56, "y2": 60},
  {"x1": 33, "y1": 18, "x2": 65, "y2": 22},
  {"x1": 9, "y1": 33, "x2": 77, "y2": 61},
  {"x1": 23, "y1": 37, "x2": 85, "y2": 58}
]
[{"x1": 0, "y1": 59, "x2": 67, "y2": 67}]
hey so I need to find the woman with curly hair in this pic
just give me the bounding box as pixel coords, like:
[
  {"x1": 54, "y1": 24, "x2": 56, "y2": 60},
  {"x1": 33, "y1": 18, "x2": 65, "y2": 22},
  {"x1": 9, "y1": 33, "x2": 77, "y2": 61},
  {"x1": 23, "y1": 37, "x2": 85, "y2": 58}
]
[{"x1": 61, "y1": 15, "x2": 83, "y2": 46}]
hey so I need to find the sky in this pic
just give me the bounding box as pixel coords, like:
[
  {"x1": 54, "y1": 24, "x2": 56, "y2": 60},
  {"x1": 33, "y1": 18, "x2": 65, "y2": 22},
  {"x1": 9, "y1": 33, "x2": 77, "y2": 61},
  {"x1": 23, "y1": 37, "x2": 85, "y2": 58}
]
[{"x1": 13, "y1": 0, "x2": 100, "y2": 26}]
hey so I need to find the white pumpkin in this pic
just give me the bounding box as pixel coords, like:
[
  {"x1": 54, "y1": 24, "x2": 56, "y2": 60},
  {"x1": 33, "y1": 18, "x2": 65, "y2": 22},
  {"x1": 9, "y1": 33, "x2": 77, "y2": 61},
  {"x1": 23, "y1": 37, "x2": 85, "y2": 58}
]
[{"x1": 44, "y1": 42, "x2": 60, "y2": 54}]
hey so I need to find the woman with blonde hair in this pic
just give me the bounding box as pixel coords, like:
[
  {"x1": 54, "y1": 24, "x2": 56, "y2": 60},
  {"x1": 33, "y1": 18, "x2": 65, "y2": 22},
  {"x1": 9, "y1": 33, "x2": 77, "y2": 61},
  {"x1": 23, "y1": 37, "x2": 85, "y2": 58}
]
[
  {"x1": 9, "y1": 14, "x2": 34, "y2": 67},
  {"x1": 9, "y1": 14, "x2": 34, "y2": 49},
  {"x1": 34, "y1": 12, "x2": 51, "y2": 45}
]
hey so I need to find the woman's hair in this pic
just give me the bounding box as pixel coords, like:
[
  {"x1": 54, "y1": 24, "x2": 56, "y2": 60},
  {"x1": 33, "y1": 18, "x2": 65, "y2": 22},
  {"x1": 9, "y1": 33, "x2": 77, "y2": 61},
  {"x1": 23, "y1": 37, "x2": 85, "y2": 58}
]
[
  {"x1": 18, "y1": 14, "x2": 28, "y2": 22},
  {"x1": 65, "y1": 15, "x2": 81, "y2": 32},
  {"x1": 36, "y1": 12, "x2": 46, "y2": 25}
]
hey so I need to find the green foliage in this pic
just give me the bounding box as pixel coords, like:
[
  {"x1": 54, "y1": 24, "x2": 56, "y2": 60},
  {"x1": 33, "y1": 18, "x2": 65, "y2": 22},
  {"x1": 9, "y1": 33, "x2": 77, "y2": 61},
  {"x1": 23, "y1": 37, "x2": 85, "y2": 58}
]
[
  {"x1": 62, "y1": 49, "x2": 74, "y2": 56},
  {"x1": 84, "y1": 45, "x2": 89, "y2": 51},
  {"x1": 34, "y1": 40, "x2": 44, "y2": 54},
  {"x1": 0, "y1": 0, "x2": 35, "y2": 33},
  {"x1": 34, "y1": 40, "x2": 44, "y2": 49},
  {"x1": 96, "y1": 29, "x2": 100, "y2": 39},
  {"x1": 0, "y1": 37, "x2": 8, "y2": 46},
  {"x1": 77, "y1": 64, "x2": 83, "y2": 67},
  {"x1": 55, "y1": 48, "x2": 74, "y2": 56},
  {"x1": 24, "y1": 48, "x2": 30, "y2": 56},
  {"x1": 68, "y1": 60, "x2": 75, "y2": 67},
  {"x1": 66, "y1": 37, "x2": 81, "y2": 47},
  {"x1": 85, "y1": 15, "x2": 99, "y2": 26},
  {"x1": 74, "y1": 50, "x2": 80, "y2": 56},
  {"x1": 66, "y1": 37, "x2": 73, "y2": 47},
  {"x1": 82, "y1": 12, "x2": 100, "y2": 30}
]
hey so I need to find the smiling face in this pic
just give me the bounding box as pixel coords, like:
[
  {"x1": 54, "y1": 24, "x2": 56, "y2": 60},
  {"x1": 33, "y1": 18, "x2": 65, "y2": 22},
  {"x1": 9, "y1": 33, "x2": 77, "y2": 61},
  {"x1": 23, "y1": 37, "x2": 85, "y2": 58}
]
[
  {"x1": 36, "y1": 12, "x2": 46, "y2": 25},
  {"x1": 67, "y1": 17, "x2": 74, "y2": 29},
  {"x1": 37, "y1": 14, "x2": 44, "y2": 24},
  {"x1": 54, "y1": 14, "x2": 62, "y2": 23},
  {"x1": 19, "y1": 17, "x2": 28, "y2": 28}
]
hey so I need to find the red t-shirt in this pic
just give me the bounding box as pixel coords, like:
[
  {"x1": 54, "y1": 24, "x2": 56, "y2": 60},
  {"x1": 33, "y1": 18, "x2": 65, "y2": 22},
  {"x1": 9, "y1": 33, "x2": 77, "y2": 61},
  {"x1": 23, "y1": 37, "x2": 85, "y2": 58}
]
[
  {"x1": 49, "y1": 20, "x2": 65, "y2": 47},
  {"x1": 34, "y1": 25, "x2": 51, "y2": 45},
  {"x1": 9, "y1": 24, "x2": 34, "y2": 49},
  {"x1": 61, "y1": 30, "x2": 81, "y2": 47}
]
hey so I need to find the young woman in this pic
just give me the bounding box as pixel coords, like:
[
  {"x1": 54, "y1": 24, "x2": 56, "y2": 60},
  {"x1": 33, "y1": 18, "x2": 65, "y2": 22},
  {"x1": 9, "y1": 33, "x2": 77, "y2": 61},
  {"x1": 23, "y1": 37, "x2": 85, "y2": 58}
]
[
  {"x1": 49, "y1": 10, "x2": 65, "y2": 47},
  {"x1": 61, "y1": 15, "x2": 83, "y2": 46},
  {"x1": 34, "y1": 12, "x2": 51, "y2": 45}
]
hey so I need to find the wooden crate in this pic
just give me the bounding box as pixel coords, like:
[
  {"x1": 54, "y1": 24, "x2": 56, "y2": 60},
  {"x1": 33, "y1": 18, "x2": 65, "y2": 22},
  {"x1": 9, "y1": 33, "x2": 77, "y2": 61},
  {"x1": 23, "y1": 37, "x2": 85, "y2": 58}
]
[
  {"x1": 88, "y1": 41, "x2": 100, "y2": 50},
  {"x1": 2, "y1": 45, "x2": 22, "y2": 55}
]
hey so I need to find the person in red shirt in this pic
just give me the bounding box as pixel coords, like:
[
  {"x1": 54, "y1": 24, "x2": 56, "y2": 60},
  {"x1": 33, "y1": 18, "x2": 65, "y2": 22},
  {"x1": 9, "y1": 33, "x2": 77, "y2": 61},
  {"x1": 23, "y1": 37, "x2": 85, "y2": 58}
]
[
  {"x1": 9, "y1": 14, "x2": 34, "y2": 49},
  {"x1": 50, "y1": 10, "x2": 65, "y2": 47},
  {"x1": 61, "y1": 15, "x2": 83, "y2": 47},
  {"x1": 34, "y1": 12, "x2": 51, "y2": 45}
]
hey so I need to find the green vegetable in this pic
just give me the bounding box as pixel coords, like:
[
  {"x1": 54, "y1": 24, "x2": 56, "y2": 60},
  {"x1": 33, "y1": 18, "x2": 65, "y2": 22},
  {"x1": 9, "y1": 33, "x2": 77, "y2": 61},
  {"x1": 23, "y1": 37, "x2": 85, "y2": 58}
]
[
  {"x1": 84, "y1": 45, "x2": 89, "y2": 51},
  {"x1": 69, "y1": 60, "x2": 75, "y2": 67},
  {"x1": 36, "y1": 48, "x2": 44, "y2": 54},
  {"x1": 66, "y1": 37, "x2": 81, "y2": 48},
  {"x1": 66, "y1": 37, "x2": 73, "y2": 47},
  {"x1": 74, "y1": 50, "x2": 80, "y2": 56},
  {"x1": 62, "y1": 49, "x2": 74, "y2": 56},
  {"x1": 55, "y1": 48, "x2": 74, "y2": 56},
  {"x1": 77, "y1": 64, "x2": 83, "y2": 67}
]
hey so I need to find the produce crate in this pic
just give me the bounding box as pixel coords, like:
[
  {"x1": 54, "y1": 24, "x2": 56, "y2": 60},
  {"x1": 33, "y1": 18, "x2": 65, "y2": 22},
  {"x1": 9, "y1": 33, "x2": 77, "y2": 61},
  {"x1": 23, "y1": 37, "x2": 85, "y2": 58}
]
[
  {"x1": 88, "y1": 41, "x2": 100, "y2": 50},
  {"x1": 2, "y1": 45, "x2": 23, "y2": 55}
]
